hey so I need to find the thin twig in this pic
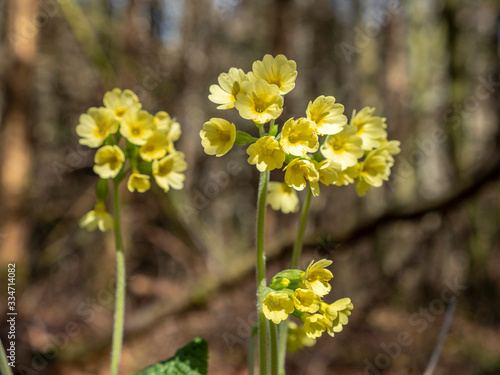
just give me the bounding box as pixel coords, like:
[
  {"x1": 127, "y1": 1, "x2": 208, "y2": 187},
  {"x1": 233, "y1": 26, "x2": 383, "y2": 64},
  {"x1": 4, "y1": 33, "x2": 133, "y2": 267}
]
[{"x1": 422, "y1": 299, "x2": 458, "y2": 375}]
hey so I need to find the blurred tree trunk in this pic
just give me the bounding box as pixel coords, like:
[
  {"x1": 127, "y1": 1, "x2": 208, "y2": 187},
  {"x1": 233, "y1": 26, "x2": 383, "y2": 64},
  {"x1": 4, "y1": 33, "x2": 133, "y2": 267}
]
[
  {"x1": 310, "y1": 0, "x2": 335, "y2": 95},
  {"x1": 272, "y1": 0, "x2": 291, "y2": 55},
  {"x1": 0, "y1": 0, "x2": 39, "y2": 285}
]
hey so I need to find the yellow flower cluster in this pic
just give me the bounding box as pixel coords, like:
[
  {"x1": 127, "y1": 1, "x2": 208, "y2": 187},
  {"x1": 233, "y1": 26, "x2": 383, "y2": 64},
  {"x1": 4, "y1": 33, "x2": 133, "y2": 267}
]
[
  {"x1": 262, "y1": 260, "x2": 353, "y2": 341},
  {"x1": 77, "y1": 88, "x2": 187, "y2": 231},
  {"x1": 201, "y1": 55, "x2": 401, "y2": 211},
  {"x1": 321, "y1": 108, "x2": 401, "y2": 196}
]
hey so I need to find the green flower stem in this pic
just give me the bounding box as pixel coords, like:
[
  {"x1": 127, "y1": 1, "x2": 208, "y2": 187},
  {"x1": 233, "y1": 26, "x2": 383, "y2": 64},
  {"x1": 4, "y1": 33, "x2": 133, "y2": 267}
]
[
  {"x1": 291, "y1": 185, "x2": 313, "y2": 269},
  {"x1": 256, "y1": 170, "x2": 270, "y2": 375},
  {"x1": 0, "y1": 339, "x2": 13, "y2": 375},
  {"x1": 269, "y1": 322, "x2": 279, "y2": 375},
  {"x1": 278, "y1": 184, "x2": 313, "y2": 375},
  {"x1": 110, "y1": 181, "x2": 126, "y2": 375},
  {"x1": 277, "y1": 322, "x2": 288, "y2": 374}
]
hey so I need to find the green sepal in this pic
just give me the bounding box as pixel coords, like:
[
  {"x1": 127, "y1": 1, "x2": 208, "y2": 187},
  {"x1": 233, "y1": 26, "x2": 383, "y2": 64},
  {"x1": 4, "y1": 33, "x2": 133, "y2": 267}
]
[
  {"x1": 95, "y1": 178, "x2": 109, "y2": 201},
  {"x1": 291, "y1": 310, "x2": 305, "y2": 320},
  {"x1": 269, "y1": 122, "x2": 279, "y2": 137},
  {"x1": 270, "y1": 269, "x2": 303, "y2": 292},
  {"x1": 134, "y1": 336, "x2": 208, "y2": 375},
  {"x1": 138, "y1": 161, "x2": 153, "y2": 175},
  {"x1": 235, "y1": 131, "x2": 258, "y2": 145},
  {"x1": 125, "y1": 139, "x2": 139, "y2": 159},
  {"x1": 311, "y1": 151, "x2": 325, "y2": 162},
  {"x1": 273, "y1": 269, "x2": 303, "y2": 279},
  {"x1": 284, "y1": 154, "x2": 299, "y2": 164},
  {"x1": 103, "y1": 134, "x2": 116, "y2": 146}
]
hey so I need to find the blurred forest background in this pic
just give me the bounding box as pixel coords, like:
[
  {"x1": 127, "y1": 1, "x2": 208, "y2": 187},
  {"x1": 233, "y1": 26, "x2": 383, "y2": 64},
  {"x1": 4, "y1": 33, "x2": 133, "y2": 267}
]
[{"x1": 0, "y1": 0, "x2": 499, "y2": 374}]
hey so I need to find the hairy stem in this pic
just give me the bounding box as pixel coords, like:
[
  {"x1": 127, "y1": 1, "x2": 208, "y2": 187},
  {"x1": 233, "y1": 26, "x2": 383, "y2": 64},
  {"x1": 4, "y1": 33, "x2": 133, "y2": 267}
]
[
  {"x1": 269, "y1": 322, "x2": 279, "y2": 375},
  {"x1": 279, "y1": 185, "x2": 313, "y2": 374},
  {"x1": 110, "y1": 182, "x2": 126, "y2": 375},
  {"x1": 256, "y1": 170, "x2": 269, "y2": 375}
]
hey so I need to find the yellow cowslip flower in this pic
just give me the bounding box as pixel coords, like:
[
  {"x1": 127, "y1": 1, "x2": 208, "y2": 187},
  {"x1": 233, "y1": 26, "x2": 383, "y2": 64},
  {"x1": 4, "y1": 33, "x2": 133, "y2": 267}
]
[
  {"x1": 300, "y1": 259, "x2": 333, "y2": 297},
  {"x1": 79, "y1": 201, "x2": 113, "y2": 232},
  {"x1": 286, "y1": 321, "x2": 316, "y2": 353},
  {"x1": 120, "y1": 108, "x2": 155, "y2": 146},
  {"x1": 267, "y1": 181, "x2": 299, "y2": 214},
  {"x1": 127, "y1": 171, "x2": 151, "y2": 193},
  {"x1": 152, "y1": 152, "x2": 187, "y2": 192},
  {"x1": 76, "y1": 107, "x2": 119, "y2": 148},
  {"x1": 154, "y1": 111, "x2": 181, "y2": 142},
  {"x1": 334, "y1": 165, "x2": 359, "y2": 186},
  {"x1": 235, "y1": 79, "x2": 283, "y2": 124},
  {"x1": 247, "y1": 136, "x2": 285, "y2": 171},
  {"x1": 262, "y1": 291, "x2": 295, "y2": 324},
  {"x1": 320, "y1": 298, "x2": 354, "y2": 337},
  {"x1": 309, "y1": 159, "x2": 341, "y2": 196},
  {"x1": 320, "y1": 125, "x2": 363, "y2": 169},
  {"x1": 301, "y1": 313, "x2": 329, "y2": 339},
  {"x1": 200, "y1": 118, "x2": 236, "y2": 157},
  {"x1": 139, "y1": 132, "x2": 169, "y2": 162},
  {"x1": 379, "y1": 139, "x2": 401, "y2": 159},
  {"x1": 209, "y1": 68, "x2": 248, "y2": 109},
  {"x1": 248, "y1": 54, "x2": 297, "y2": 95},
  {"x1": 283, "y1": 158, "x2": 319, "y2": 192},
  {"x1": 355, "y1": 142, "x2": 399, "y2": 197},
  {"x1": 93, "y1": 145, "x2": 125, "y2": 179},
  {"x1": 280, "y1": 118, "x2": 319, "y2": 157},
  {"x1": 306, "y1": 96, "x2": 347, "y2": 135},
  {"x1": 351, "y1": 107, "x2": 388, "y2": 150},
  {"x1": 292, "y1": 288, "x2": 321, "y2": 313},
  {"x1": 103, "y1": 88, "x2": 141, "y2": 119}
]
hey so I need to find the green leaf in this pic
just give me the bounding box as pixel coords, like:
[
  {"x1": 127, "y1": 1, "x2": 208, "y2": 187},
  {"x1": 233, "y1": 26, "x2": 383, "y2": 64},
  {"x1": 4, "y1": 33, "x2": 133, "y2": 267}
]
[
  {"x1": 235, "y1": 130, "x2": 258, "y2": 145},
  {"x1": 135, "y1": 337, "x2": 208, "y2": 375}
]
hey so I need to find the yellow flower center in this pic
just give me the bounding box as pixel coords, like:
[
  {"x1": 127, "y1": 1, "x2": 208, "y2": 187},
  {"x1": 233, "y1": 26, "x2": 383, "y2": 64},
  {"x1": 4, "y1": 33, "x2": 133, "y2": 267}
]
[
  {"x1": 262, "y1": 143, "x2": 274, "y2": 156},
  {"x1": 114, "y1": 107, "x2": 127, "y2": 117},
  {"x1": 288, "y1": 133, "x2": 299, "y2": 144},
  {"x1": 267, "y1": 296, "x2": 283, "y2": 310},
  {"x1": 95, "y1": 124, "x2": 109, "y2": 138},
  {"x1": 254, "y1": 100, "x2": 268, "y2": 113},
  {"x1": 145, "y1": 144, "x2": 155, "y2": 153},
  {"x1": 158, "y1": 160, "x2": 173, "y2": 175},
  {"x1": 269, "y1": 78, "x2": 282, "y2": 88},
  {"x1": 131, "y1": 126, "x2": 141, "y2": 136},
  {"x1": 332, "y1": 139, "x2": 344, "y2": 151},
  {"x1": 106, "y1": 154, "x2": 121, "y2": 169},
  {"x1": 311, "y1": 113, "x2": 325, "y2": 124},
  {"x1": 292, "y1": 163, "x2": 302, "y2": 173},
  {"x1": 220, "y1": 131, "x2": 231, "y2": 142}
]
